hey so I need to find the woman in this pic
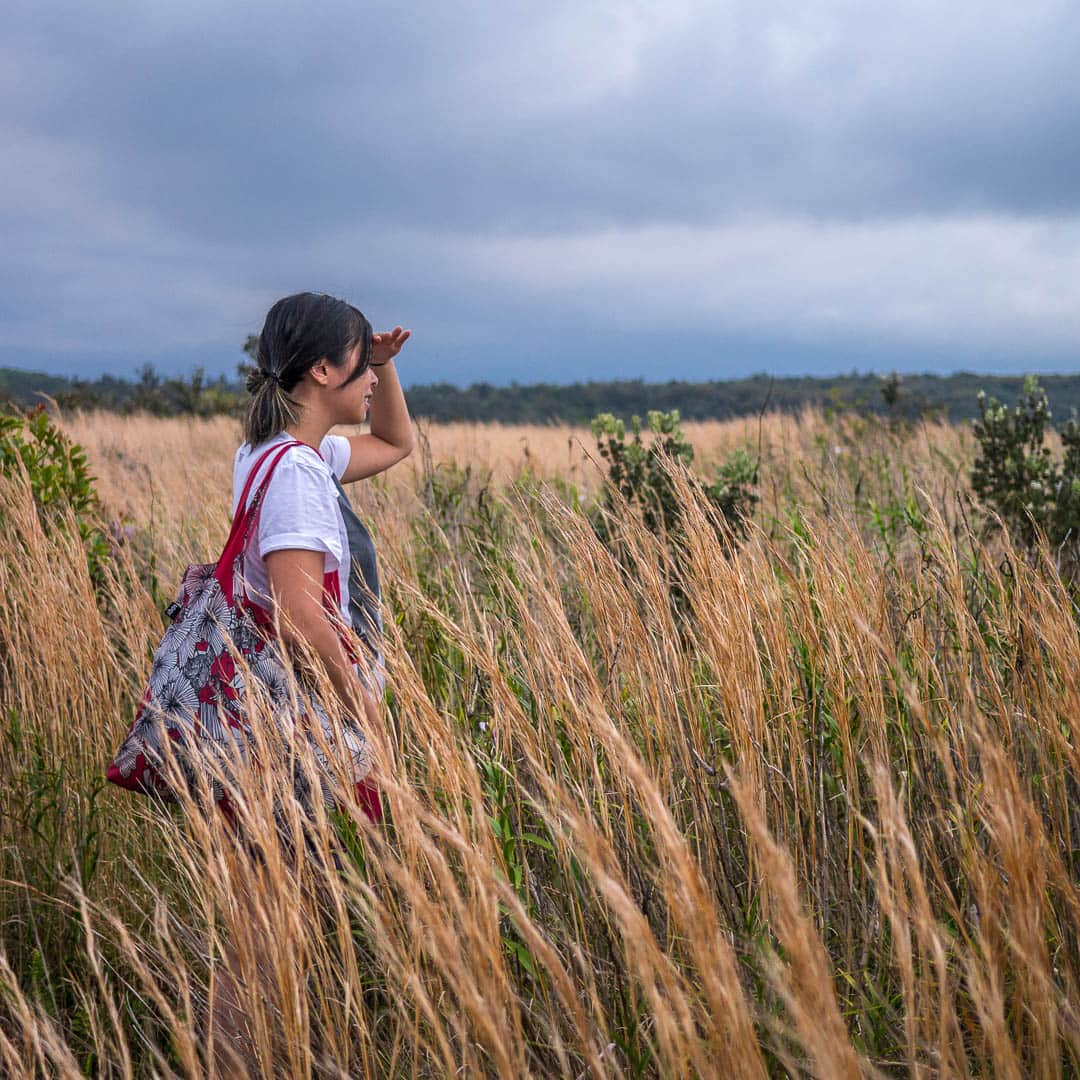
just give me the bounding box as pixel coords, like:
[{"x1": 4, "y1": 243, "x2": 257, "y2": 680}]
[{"x1": 213, "y1": 291, "x2": 412, "y2": 1071}]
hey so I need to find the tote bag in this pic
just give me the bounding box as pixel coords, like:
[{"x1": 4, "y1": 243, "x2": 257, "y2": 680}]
[{"x1": 106, "y1": 439, "x2": 382, "y2": 822}]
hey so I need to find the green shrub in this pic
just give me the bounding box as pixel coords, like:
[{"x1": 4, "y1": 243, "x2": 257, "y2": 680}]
[
  {"x1": 590, "y1": 409, "x2": 758, "y2": 544},
  {"x1": 0, "y1": 403, "x2": 110, "y2": 585},
  {"x1": 971, "y1": 375, "x2": 1080, "y2": 557},
  {"x1": 879, "y1": 369, "x2": 902, "y2": 414}
]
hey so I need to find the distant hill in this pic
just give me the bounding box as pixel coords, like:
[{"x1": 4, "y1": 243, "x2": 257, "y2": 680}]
[{"x1": 3, "y1": 364, "x2": 1080, "y2": 425}]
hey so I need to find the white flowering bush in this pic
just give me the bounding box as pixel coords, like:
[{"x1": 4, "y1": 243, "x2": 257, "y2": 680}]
[{"x1": 971, "y1": 375, "x2": 1080, "y2": 559}]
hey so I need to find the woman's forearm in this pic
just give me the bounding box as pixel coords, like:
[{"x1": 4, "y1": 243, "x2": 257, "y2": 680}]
[
  {"x1": 280, "y1": 612, "x2": 378, "y2": 728},
  {"x1": 368, "y1": 360, "x2": 414, "y2": 453}
]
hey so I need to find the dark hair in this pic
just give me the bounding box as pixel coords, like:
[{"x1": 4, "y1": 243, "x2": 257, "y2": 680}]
[{"x1": 242, "y1": 292, "x2": 373, "y2": 446}]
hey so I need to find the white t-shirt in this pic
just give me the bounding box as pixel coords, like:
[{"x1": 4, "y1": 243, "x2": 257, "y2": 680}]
[{"x1": 232, "y1": 431, "x2": 353, "y2": 623}]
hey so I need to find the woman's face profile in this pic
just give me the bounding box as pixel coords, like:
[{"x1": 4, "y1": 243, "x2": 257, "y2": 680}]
[{"x1": 337, "y1": 341, "x2": 378, "y2": 424}]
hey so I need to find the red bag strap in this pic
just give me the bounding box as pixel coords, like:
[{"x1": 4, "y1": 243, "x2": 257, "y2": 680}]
[
  {"x1": 236, "y1": 439, "x2": 300, "y2": 517},
  {"x1": 238, "y1": 441, "x2": 323, "y2": 557},
  {"x1": 215, "y1": 438, "x2": 324, "y2": 592},
  {"x1": 216, "y1": 439, "x2": 349, "y2": 640}
]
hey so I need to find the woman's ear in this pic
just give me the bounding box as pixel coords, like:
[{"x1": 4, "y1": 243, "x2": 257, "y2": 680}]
[{"x1": 310, "y1": 358, "x2": 330, "y2": 385}]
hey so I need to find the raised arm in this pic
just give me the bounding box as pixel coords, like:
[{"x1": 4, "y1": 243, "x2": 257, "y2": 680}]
[{"x1": 340, "y1": 327, "x2": 415, "y2": 483}]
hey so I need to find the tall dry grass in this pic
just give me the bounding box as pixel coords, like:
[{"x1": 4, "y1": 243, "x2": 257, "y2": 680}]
[{"x1": 0, "y1": 406, "x2": 1077, "y2": 1076}]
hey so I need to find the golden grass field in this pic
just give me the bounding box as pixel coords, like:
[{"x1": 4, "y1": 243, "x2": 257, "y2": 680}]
[{"x1": 1, "y1": 406, "x2": 1078, "y2": 1077}]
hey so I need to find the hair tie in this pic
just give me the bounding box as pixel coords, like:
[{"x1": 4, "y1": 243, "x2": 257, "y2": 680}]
[{"x1": 246, "y1": 366, "x2": 283, "y2": 394}]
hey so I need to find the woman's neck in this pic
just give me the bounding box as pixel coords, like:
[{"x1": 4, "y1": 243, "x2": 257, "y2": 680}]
[{"x1": 284, "y1": 415, "x2": 332, "y2": 450}]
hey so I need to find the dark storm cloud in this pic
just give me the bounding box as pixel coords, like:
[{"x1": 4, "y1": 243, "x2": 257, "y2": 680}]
[
  {"x1": 4, "y1": 0, "x2": 1080, "y2": 381},
  {"x1": 14, "y1": 1, "x2": 1080, "y2": 235}
]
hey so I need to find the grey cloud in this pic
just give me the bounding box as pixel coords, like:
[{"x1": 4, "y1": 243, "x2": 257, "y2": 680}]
[
  {"x1": 5, "y1": 1, "x2": 1080, "y2": 380},
  {"x1": 10, "y1": 1, "x2": 1080, "y2": 241}
]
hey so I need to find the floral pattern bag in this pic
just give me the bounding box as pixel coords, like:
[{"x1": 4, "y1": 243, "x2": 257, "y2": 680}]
[{"x1": 105, "y1": 439, "x2": 378, "y2": 820}]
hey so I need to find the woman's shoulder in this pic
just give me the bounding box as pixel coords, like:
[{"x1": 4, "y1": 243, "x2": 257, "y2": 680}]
[
  {"x1": 236, "y1": 434, "x2": 342, "y2": 478},
  {"x1": 233, "y1": 436, "x2": 342, "y2": 517}
]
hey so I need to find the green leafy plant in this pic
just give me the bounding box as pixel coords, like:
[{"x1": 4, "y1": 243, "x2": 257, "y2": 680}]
[
  {"x1": 879, "y1": 370, "x2": 902, "y2": 411},
  {"x1": 970, "y1": 375, "x2": 1080, "y2": 558},
  {"x1": 0, "y1": 403, "x2": 110, "y2": 585},
  {"x1": 590, "y1": 409, "x2": 758, "y2": 545}
]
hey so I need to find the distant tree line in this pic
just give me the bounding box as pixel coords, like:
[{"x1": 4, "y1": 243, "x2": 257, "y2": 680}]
[
  {"x1": 3, "y1": 362, "x2": 1080, "y2": 426},
  {"x1": 398, "y1": 372, "x2": 1080, "y2": 425},
  {"x1": 0, "y1": 364, "x2": 243, "y2": 418}
]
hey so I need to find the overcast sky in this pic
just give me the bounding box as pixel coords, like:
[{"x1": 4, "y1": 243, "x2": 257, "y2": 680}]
[{"x1": 5, "y1": 0, "x2": 1080, "y2": 386}]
